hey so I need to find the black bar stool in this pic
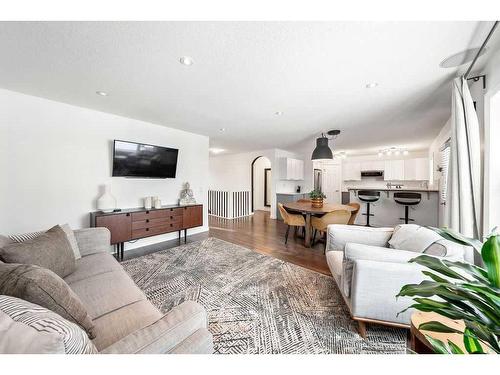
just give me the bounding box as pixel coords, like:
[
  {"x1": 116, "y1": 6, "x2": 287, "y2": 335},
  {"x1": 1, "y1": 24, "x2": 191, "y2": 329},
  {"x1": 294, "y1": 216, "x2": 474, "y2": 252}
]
[
  {"x1": 394, "y1": 192, "x2": 421, "y2": 224},
  {"x1": 358, "y1": 190, "x2": 380, "y2": 227}
]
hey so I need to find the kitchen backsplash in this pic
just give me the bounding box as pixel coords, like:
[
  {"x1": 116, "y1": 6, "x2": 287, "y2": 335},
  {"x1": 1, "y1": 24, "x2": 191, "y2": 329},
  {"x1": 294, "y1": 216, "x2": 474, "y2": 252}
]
[{"x1": 342, "y1": 177, "x2": 428, "y2": 192}]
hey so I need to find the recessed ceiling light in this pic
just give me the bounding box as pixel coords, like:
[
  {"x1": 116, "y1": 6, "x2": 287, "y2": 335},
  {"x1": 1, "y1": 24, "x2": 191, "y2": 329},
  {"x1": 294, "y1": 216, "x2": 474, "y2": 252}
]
[
  {"x1": 96, "y1": 91, "x2": 108, "y2": 96},
  {"x1": 209, "y1": 148, "x2": 225, "y2": 154},
  {"x1": 219, "y1": 128, "x2": 226, "y2": 132},
  {"x1": 365, "y1": 82, "x2": 378, "y2": 89},
  {"x1": 275, "y1": 111, "x2": 284, "y2": 116},
  {"x1": 403, "y1": 150, "x2": 409, "y2": 155},
  {"x1": 179, "y1": 56, "x2": 194, "y2": 66}
]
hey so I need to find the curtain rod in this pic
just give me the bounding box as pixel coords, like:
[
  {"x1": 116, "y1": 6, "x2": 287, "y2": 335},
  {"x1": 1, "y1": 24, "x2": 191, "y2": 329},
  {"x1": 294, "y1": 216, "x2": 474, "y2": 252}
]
[{"x1": 464, "y1": 21, "x2": 499, "y2": 79}]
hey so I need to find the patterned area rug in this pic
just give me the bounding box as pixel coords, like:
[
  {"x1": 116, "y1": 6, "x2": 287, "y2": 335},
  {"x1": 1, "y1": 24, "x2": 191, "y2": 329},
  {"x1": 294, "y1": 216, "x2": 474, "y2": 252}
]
[{"x1": 122, "y1": 237, "x2": 407, "y2": 354}]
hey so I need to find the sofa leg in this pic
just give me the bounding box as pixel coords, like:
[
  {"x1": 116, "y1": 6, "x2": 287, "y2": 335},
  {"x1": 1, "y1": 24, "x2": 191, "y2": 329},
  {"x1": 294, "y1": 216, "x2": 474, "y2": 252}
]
[{"x1": 357, "y1": 321, "x2": 367, "y2": 339}]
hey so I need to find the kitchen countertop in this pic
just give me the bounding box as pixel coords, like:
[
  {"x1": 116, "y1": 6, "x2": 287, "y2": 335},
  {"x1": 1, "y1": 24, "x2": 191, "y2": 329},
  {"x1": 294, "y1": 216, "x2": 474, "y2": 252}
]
[
  {"x1": 347, "y1": 187, "x2": 439, "y2": 192},
  {"x1": 276, "y1": 192, "x2": 306, "y2": 195}
]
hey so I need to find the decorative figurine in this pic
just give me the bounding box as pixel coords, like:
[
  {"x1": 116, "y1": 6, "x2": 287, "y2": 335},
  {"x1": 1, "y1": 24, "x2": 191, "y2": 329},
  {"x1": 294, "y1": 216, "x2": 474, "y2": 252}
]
[{"x1": 179, "y1": 182, "x2": 196, "y2": 205}]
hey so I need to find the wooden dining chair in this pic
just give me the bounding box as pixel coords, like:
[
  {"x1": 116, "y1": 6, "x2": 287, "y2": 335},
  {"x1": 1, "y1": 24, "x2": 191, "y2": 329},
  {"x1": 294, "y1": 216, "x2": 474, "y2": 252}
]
[
  {"x1": 347, "y1": 202, "x2": 360, "y2": 225},
  {"x1": 278, "y1": 203, "x2": 306, "y2": 244},
  {"x1": 310, "y1": 210, "x2": 351, "y2": 249}
]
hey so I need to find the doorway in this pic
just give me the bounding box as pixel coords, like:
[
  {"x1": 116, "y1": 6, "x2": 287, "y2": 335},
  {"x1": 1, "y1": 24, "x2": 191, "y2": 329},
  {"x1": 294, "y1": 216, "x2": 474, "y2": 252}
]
[
  {"x1": 251, "y1": 156, "x2": 272, "y2": 213},
  {"x1": 264, "y1": 168, "x2": 272, "y2": 207}
]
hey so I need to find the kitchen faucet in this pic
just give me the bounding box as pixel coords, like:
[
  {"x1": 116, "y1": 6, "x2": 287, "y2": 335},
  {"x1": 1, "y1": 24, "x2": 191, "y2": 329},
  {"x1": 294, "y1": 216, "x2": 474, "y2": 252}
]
[{"x1": 386, "y1": 182, "x2": 404, "y2": 189}]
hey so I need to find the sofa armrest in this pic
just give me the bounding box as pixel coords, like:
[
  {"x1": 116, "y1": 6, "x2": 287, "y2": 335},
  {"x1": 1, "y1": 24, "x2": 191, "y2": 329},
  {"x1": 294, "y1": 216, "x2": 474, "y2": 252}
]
[
  {"x1": 350, "y1": 259, "x2": 428, "y2": 325},
  {"x1": 326, "y1": 225, "x2": 394, "y2": 253},
  {"x1": 100, "y1": 301, "x2": 212, "y2": 354},
  {"x1": 344, "y1": 243, "x2": 421, "y2": 264},
  {"x1": 73, "y1": 228, "x2": 111, "y2": 257}
]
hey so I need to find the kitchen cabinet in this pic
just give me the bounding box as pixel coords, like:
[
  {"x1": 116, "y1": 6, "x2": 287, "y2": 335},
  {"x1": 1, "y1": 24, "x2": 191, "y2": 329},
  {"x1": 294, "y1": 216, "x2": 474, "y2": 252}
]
[
  {"x1": 342, "y1": 162, "x2": 361, "y2": 181},
  {"x1": 404, "y1": 158, "x2": 429, "y2": 181},
  {"x1": 384, "y1": 160, "x2": 405, "y2": 181},
  {"x1": 280, "y1": 157, "x2": 304, "y2": 180},
  {"x1": 360, "y1": 160, "x2": 384, "y2": 171}
]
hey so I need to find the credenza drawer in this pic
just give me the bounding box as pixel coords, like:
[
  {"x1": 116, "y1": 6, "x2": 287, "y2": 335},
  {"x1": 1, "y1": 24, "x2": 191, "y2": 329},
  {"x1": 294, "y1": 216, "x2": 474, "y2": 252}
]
[
  {"x1": 131, "y1": 222, "x2": 182, "y2": 239},
  {"x1": 131, "y1": 208, "x2": 183, "y2": 221},
  {"x1": 131, "y1": 216, "x2": 182, "y2": 230}
]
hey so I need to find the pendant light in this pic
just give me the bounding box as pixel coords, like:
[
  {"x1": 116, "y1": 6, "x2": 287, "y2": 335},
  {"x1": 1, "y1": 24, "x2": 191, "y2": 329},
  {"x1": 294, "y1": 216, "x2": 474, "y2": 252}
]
[{"x1": 311, "y1": 130, "x2": 340, "y2": 160}]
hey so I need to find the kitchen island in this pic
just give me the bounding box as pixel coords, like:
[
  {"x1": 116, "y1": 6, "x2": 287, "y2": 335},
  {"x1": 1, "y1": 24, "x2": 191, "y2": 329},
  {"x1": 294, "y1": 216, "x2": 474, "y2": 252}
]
[{"x1": 347, "y1": 187, "x2": 439, "y2": 227}]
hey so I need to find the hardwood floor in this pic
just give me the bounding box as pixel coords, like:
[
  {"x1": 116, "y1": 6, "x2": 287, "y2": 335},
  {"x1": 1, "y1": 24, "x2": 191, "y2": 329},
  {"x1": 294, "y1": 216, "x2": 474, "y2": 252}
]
[
  {"x1": 124, "y1": 210, "x2": 331, "y2": 276},
  {"x1": 209, "y1": 210, "x2": 331, "y2": 275}
]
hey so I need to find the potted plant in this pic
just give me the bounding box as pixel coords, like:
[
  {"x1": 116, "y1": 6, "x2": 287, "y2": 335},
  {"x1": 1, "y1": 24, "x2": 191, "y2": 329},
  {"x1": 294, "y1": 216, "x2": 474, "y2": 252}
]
[
  {"x1": 397, "y1": 227, "x2": 499, "y2": 354},
  {"x1": 309, "y1": 189, "x2": 326, "y2": 208}
]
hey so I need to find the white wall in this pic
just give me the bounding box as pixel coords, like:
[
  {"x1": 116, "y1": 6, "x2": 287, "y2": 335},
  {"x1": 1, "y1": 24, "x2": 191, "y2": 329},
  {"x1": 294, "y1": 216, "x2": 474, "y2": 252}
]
[
  {"x1": 0, "y1": 89, "x2": 209, "y2": 250},
  {"x1": 209, "y1": 148, "x2": 307, "y2": 219},
  {"x1": 253, "y1": 157, "x2": 271, "y2": 211}
]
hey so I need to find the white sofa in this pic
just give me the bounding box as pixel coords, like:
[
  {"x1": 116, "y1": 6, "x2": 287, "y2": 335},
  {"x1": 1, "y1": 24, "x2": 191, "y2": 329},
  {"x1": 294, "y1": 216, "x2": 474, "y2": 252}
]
[{"x1": 325, "y1": 224, "x2": 474, "y2": 337}]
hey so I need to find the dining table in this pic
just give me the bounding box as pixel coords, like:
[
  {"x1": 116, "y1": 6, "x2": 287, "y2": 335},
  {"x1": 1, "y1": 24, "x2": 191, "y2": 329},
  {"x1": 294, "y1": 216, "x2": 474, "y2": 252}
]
[{"x1": 282, "y1": 202, "x2": 356, "y2": 248}]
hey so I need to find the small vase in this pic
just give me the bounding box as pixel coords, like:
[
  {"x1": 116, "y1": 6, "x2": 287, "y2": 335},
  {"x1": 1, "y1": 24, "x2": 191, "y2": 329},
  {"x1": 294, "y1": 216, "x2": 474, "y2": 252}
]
[
  {"x1": 97, "y1": 185, "x2": 117, "y2": 213},
  {"x1": 311, "y1": 198, "x2": 323, "y2": 208}
]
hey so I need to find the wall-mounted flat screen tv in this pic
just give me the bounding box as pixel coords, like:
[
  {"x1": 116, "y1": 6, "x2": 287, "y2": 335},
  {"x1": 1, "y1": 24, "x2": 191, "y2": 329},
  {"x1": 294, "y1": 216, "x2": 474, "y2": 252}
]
[{"x1": 112, "y1": 140, "x2": 179, "y2": 178}]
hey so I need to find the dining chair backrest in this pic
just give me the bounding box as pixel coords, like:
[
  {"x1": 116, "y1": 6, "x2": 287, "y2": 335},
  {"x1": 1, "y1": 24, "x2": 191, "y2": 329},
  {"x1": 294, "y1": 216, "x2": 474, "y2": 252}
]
[
  {"x1": 278, "y1": 203, "x2": 290, "y2": 224},
  {"x1": 347, "y1": 202, "x2": 360, "y2": 225},
  {"x1": 321, "y1": 210, "x2": 351, "y2": 226}
]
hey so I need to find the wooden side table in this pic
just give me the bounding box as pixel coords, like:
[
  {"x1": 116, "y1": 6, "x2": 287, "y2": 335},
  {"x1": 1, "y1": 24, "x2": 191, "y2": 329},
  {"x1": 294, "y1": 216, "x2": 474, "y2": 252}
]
[{"x1": 410, "y1": 311, "x2": 474, "y2": 354}]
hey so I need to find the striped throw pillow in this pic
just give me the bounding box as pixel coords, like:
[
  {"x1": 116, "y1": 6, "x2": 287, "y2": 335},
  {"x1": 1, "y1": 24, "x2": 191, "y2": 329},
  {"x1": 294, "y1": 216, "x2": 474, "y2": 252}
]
[
  {"x1": 7, "y1": 224, "x2": 81, "y2": 260},
  {"x1": 0, "y1": 295, "x2": 97, "y2": 354}
]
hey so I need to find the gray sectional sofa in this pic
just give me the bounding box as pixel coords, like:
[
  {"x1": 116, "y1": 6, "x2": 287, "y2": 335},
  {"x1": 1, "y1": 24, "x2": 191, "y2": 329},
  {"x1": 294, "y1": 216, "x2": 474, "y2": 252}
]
[{"x1": 0, "y1": 227, "x2": 213, "y2": 354}]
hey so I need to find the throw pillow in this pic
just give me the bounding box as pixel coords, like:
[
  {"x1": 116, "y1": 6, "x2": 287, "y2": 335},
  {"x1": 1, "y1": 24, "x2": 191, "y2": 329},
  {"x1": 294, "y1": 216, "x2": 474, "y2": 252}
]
[
  {"x1": 0, "y1": 262, "x2": 95, "y2": 339},
  {"x1": 0, "y1": 295, "x2": 97, "y2": 354},
  {"x1": 6, "y1": 223, "x2": 82, "y2": 260},
  {"x1": 0, "y1": 225, "x2": 76, "y2": 278}
]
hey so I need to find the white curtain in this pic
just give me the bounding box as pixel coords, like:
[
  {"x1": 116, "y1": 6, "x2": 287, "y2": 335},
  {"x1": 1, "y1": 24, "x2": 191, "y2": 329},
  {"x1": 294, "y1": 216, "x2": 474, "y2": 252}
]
[{"x1": 445, "y1": 76, "x2": 482, "y2": 239}]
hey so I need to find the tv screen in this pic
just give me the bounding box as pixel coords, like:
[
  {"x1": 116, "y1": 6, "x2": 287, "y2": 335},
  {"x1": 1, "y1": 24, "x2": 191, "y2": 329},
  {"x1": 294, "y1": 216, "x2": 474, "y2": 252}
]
[{"x1": 112, "y1": 140, "x2": 178, "y2": 178}]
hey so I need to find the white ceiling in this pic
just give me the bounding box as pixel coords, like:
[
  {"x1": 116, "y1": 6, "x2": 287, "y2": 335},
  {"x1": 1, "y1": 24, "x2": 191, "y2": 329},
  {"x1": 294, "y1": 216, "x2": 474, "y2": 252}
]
[{"x1": 0, "y1": 21, "x2": 496, "y2": 154}]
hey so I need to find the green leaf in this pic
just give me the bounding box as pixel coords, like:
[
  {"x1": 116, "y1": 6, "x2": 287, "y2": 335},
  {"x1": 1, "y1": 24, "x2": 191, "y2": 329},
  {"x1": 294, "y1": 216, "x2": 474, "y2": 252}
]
[
  {"x1": 481, "y1": 235, "x2": 500, "y2": 288},
  {"x1": 447, "y1": 340, "x2": 464, "y2": 354},
  {"x1": 409, "y1": 255, "x2": 468, "y2": 281},
  {"x1": 427, "y1": 226, "x2": 483, "y2": 253},
  {"x1": 463, "y1": 328, "x2": 485, "y2": 354},
  {"x1": 442, "y1": 260, "x2": 489, "y2": 284},
  {"x1": 421, "y1": 270, "x2": 449, "y2": 283},
  {"x1": 464, "y1": 321, "x2": 500, "y2": 353},
  {"x1": 418, "y1": 321, "x2": 463, "y2": 334},
  {"x1": 425, "y1": 335, "x2": 451, "y2": 354}
]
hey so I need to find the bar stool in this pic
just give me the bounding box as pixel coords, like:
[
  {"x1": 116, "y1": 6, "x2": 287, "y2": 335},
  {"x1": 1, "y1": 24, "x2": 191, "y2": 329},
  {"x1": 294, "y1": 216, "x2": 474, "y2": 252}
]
[
  {"x1": 394, "y1": 192, "x2": 421, "y2": 224},
  {"x1": 358, "y1": 190, "x2": 380, "y2": 227}
]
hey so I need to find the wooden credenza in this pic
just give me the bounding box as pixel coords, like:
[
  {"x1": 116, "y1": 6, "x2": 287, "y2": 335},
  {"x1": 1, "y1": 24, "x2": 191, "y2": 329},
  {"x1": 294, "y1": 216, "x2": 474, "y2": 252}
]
[{"x1": 90, "y1": 204, "x2": 203, "y2": 260}]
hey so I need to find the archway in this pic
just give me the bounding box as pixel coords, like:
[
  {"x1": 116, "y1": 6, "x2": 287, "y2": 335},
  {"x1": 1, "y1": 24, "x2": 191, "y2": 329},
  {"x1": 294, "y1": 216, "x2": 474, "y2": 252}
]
[{"x1": 251, "y1": 155, "x2": 272, "y2": 213}]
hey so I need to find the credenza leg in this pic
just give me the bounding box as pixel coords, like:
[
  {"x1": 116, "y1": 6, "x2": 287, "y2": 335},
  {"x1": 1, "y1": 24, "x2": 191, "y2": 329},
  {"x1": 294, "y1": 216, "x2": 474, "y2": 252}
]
[
  {"x1": 121, "y1": 242, "x2": 124, "y2": 261},
  {"x1": 178, "y1": 230, "x2": 181, "y2": 244},
  {"x1": 184, "y1": 229, "x2": 187, "y2": 244}
]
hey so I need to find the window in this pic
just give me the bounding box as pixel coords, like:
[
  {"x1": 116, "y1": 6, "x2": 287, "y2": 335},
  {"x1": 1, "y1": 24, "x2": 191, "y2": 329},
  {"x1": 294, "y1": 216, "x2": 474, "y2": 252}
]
[{"x1": 440, "y1": 140, "x2": 451, "y2": 203}]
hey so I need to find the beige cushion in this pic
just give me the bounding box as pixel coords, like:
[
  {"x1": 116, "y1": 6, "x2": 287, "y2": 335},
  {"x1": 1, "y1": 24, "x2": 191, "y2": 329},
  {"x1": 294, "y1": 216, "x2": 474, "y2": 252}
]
[
  {"x1": 0, "y1": 225, "x2": 76, "y2": 278},
  {"x1": 64, "y1": 252, "x2": 122, "y2": 285},
  {"x1": 68, "y1": 269, "x2": 148, "y2": 319},
  {"x1": 92, "y1": 299, "x2": 162, "y2": 351},
  {"x1": 5, "y1": 224, "x2": 81, "y2": 260},
  {"x1": 0, "y1": 263, "x2": 95, "y2": 339},
  {"x1": 0, "y1": 295, "x2": 97, "y2": 354},
  {"x1": 101, "y1": 301, "x2": 208, "y2": 354}
]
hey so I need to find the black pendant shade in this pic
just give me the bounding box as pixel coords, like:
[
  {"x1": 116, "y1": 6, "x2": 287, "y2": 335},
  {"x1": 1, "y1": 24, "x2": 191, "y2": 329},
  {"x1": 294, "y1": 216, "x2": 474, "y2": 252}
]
[{"x1": 311, "y1": 136, "x2": 333, "y2": 160}]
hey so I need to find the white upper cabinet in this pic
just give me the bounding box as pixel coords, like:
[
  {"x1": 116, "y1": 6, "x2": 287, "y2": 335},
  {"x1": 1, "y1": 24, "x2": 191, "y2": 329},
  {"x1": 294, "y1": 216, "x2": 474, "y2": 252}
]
[
  {"x1": 404, "y1": 158, "x2": 429, "y2": 181},
  {"x1": 280, "y1": 157, "x2": 304, "y2": 180},
  {"x1": 384, "y1": 160, "x2": 405, "y2": 181},
  {"x1": 343, "y1": 161, "x2": 361, "y2": 180},
  {"x1": 360, "y1": 160, "x2": 384, "y2": 171}
]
